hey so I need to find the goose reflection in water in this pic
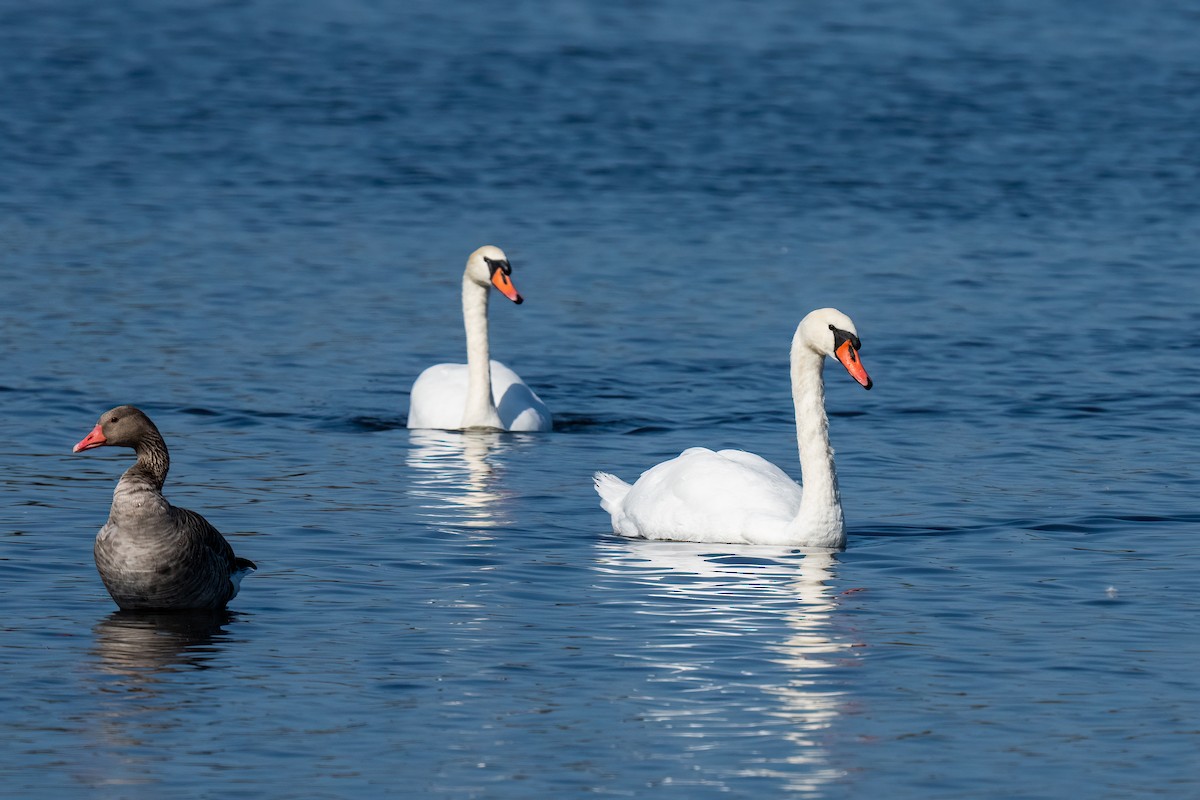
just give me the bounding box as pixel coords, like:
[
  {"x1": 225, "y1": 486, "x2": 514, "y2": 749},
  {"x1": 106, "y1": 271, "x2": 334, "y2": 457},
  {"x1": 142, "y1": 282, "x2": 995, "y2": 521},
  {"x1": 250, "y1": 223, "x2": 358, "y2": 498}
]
[
  {"x1": 92, "y1": 609, "x2": 234, "y2": 683},
  {"x1": 406, "y1": 429, "x2": 525, "y2": 529},
  {"x1": 594, "y1": 540, "x2": 855, "y2": 793},
  {"x1": 83, "y1": 609, "x2": 237, "y2": 781}
]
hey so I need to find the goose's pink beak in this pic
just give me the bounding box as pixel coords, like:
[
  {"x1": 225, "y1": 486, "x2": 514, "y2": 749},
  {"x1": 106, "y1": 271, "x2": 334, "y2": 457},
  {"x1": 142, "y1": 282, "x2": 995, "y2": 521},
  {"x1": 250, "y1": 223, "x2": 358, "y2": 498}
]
[
  {"x1": 835, "y1": 341, "x2": 872, "y2": 390},
  {"x1": 491, "y1": 269, "x2": 523, "y2": 304},
  {"x1": 73, "y1": 424, "x2": 107, "y2": 453}
]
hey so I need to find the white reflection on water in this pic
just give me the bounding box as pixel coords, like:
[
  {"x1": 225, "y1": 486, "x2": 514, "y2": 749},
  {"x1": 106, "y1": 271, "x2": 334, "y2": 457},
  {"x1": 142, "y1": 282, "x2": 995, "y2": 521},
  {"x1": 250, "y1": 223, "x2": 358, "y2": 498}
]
[
  {"x1": 595, "y1": 540, "x2": 853, "y2": 794},
  {"x1": 406, "y1": 429, "x2": 519, "y2": 530}
]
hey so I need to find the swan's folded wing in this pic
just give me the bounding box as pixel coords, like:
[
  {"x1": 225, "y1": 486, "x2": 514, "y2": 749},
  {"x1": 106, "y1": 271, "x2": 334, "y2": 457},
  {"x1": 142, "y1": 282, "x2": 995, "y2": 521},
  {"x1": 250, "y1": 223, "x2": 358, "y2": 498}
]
[
  {"x1": 621, "y1": 448, "x2": 802, "y2": 542},
  {"x1": 714, "y1": 449, "x2": 800, "y2": 489},
  {"x1": 490, "y1": 360, "x2": 553, "y2": 432},
  {"x1": 408, "y1": 363, "x2": 470, "y2": 430}
]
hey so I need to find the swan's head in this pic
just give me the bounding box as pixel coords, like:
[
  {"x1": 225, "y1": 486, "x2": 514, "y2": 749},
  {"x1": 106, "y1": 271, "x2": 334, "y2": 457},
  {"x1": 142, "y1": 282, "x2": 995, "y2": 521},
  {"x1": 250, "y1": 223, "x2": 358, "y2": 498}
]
[
  {"x1": 466, "y1": 245, "x2": 523, "y2": 304},
  {"x1": 799, "y1": 308, "x2": 872, "y2": 390}
]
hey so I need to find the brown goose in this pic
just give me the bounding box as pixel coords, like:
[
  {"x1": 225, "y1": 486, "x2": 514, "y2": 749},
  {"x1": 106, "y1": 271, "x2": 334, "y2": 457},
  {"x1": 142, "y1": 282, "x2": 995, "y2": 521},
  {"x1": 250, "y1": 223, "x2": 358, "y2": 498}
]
[{"x1": 73, "y1": 406, "x2": 256, "y2": 611}]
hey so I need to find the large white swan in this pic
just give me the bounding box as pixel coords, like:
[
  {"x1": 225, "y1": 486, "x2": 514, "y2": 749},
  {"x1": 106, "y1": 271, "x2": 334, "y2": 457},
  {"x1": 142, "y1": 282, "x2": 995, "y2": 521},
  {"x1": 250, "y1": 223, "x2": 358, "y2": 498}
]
[
  {"x1": 593, "y1": 308, "x2": 872, "y2": 548},
  {"x1": 407, "y1": 246, "x2": 553, "y2": 432}
]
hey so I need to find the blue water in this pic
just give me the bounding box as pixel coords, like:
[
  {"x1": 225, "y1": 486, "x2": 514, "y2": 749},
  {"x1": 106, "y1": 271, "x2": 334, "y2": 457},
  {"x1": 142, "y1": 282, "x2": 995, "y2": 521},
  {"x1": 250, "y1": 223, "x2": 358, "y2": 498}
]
[{"x1": 2, "y1": 0, "x2": 1199, "y2": 796}]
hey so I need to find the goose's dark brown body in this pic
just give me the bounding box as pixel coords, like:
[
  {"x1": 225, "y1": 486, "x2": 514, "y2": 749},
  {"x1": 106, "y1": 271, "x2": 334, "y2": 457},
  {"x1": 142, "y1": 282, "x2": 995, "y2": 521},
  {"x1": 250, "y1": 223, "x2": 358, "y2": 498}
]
[{"x1": 75, "y1": 406, "x2": 255, "y2": 611}]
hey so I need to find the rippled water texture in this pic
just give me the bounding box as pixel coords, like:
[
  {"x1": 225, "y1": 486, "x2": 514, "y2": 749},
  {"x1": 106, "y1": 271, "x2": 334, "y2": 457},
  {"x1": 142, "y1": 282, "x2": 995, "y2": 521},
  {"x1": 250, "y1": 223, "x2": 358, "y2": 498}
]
[{"x1": 2, "y1": 0, "x2": 1198, "y2": 797}]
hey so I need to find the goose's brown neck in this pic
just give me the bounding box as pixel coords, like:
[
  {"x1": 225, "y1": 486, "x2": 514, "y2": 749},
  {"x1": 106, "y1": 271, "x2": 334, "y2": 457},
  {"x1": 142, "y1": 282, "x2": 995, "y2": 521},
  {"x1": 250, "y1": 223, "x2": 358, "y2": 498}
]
[{"x1": 127, "y1": 429, "x2": 170, "y2": 491}]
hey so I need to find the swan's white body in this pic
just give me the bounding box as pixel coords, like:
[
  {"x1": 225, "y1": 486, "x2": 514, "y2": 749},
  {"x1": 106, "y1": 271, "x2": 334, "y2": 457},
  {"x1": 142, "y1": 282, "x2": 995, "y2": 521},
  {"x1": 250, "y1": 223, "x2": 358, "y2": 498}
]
[
  {"x1": 409, "y1": 360, "x2": 552, "y2": 432},
  {"x1": 594, "y1": 308, "x2": 871, "y2": 548},
  {"x1": 407, "y1": 246, "x2": 552, "y2": 432}
]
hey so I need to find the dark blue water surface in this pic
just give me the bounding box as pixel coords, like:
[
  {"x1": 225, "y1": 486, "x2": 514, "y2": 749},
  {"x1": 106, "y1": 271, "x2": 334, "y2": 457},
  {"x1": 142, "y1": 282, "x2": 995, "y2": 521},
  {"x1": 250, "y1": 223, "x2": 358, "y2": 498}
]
[{"x1": 2, "y1": 0, "x2": 1199, "y2": 797}]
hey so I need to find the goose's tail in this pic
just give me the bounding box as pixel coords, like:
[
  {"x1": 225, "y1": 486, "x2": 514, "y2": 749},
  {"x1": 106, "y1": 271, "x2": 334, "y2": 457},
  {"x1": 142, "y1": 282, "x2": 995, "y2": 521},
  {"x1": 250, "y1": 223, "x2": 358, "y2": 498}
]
[
  {"x1": 230, "y1": 557, "x2": 257, "y2": 594},
  {"x1": 593, "y1": 471, "x2": 632, "y2": 516}
]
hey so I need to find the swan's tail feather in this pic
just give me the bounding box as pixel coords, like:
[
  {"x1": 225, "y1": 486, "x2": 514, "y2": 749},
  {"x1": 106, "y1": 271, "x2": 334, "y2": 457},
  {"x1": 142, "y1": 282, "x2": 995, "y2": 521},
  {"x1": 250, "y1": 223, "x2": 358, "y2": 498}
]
[{"x1": 593, "y1": 471, "x2": 632, "y2": 515}]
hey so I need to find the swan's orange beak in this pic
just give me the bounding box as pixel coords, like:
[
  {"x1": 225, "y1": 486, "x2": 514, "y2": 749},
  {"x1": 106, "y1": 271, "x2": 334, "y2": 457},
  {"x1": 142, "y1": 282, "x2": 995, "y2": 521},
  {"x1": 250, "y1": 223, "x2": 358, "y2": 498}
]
[
  {"x1": 491, "y1": 269, "x2": 523, "y2": 304},
  {"x1": 836, "y1": 341, "x2": 872, "y2": 390},
  {"x1": 73, "y1": 424, "x2": 107, "y2": 453}
]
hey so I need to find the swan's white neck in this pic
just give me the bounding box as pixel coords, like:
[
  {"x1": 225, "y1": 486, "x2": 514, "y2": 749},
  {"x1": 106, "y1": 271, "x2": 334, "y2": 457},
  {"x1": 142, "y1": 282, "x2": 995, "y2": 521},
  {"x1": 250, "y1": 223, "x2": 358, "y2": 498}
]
[
  {"x1": 786, "y1": 334, "x2": 845, "y2": 546},
  {"x1": 461, "y1": 276, "x2": 503, "y2": 430}
]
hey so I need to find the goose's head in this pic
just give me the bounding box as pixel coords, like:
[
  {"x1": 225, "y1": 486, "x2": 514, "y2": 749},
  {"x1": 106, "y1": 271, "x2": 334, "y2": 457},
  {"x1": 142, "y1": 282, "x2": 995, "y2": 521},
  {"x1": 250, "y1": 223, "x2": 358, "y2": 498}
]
[
  {"x1": 466, "y1": 245, "x2": 523, "y2": 304},
  {"x1": 73, "y1": 405, "x2": 160, "y2": 452},
  {"x1": 799, "y1": 308, "x2": 872, "y2": 390}
]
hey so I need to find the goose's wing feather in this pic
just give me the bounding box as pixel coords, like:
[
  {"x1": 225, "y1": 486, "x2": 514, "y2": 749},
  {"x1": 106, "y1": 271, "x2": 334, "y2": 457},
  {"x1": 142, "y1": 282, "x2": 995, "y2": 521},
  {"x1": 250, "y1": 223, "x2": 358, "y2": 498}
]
[
  {"x1": 174, "y1": 506, "x2": 234, "y2": 563},
  {"x1": 173, "y1": 505, "x2": 257, "y2": 596}
]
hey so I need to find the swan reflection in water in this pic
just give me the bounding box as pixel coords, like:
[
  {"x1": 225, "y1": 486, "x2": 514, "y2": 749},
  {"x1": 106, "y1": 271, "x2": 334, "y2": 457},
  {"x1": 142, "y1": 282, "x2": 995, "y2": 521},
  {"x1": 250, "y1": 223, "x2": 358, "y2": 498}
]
[
  {"x1": 594, "y1": 540, "x2": 856, "y2": 793},
  {"x1": 406, "y1": 429, "x2": 526, "y2": 529}
]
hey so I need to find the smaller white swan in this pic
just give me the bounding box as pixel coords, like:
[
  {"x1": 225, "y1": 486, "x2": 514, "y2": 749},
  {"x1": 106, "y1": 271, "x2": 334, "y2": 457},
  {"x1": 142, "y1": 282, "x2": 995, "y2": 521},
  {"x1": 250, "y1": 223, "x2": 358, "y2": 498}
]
[
  {"x1": 594, "y1": 308, "x2": 872, "y2": 548},
  {"x1": 408, "y1": 246, "x2": 553, "y2": 432}
]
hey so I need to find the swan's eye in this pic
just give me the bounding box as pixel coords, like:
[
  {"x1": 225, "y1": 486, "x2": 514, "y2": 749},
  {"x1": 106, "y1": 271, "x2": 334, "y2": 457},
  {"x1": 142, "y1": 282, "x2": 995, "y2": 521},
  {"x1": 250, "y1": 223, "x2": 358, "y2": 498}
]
[
  {"x1": 830, "y1": 326, "x2": 862, "y2": 354},
  {"x1": 485, "y1": 257, "x2": 512, "y2": 276}
]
